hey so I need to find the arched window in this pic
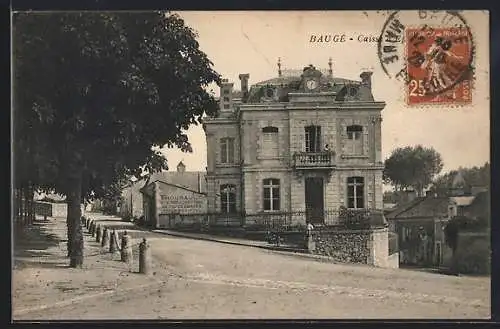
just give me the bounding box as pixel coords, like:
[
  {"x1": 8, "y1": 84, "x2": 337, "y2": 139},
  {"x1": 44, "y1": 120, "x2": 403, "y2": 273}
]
[
  {"x1": 346, "y1": 125, "x2": 363, "y2": 155},
  {"x1": 261, "y1": 126, "x2": 279, "y2": 158},
  {"x1": 220, "y1": 184, "x2": 236, "y2": 213},
  {"x1": 263, "y1": 179, "x2": 280, "y2": 211},
  {"x1": 347, "y1": 176, "x2": 364, "y2": 209}
]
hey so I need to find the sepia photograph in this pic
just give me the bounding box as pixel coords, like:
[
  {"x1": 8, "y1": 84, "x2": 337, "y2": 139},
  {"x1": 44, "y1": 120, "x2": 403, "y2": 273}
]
[{"x1": 12, "y1": 9, "x2": 491, "y2": 320}]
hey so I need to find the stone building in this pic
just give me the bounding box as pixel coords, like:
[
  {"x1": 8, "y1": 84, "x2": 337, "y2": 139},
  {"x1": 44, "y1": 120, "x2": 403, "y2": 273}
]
[
  {"x1": 140, "y1": 161, "x2": 208, "y2": 228},
  {"x1": 385, "y1": 171, "x2": 489, "y2": 268},
  {"x1": 203, "y1": 60, "x2": 385, "y2": 226}
]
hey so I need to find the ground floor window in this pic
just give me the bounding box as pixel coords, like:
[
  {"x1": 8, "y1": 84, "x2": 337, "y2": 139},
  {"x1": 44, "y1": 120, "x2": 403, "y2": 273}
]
[
  {"x1": 220, "y1": 184, "x2": 237, "y2": 213},
  {"x1": 347, "y1": 176, "x2": 364, "y2": 209},
  {"x1": 263, "y1": 178, "x2": 280, "y2": 211}
]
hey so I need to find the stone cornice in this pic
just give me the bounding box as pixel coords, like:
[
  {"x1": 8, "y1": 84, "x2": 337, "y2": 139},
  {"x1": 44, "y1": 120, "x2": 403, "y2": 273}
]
[{"x1": 238, "y1": 101, "x2": 386, "y2": 111}]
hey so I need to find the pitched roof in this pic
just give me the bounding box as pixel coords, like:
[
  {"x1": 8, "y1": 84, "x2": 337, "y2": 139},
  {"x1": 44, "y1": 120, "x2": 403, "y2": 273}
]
[
  {"x1": 385, "y1": 196, "x2": 450, "y2": 220},
  {"x1": 143, "y1": 171, "x2": 207, "y2": 194}
]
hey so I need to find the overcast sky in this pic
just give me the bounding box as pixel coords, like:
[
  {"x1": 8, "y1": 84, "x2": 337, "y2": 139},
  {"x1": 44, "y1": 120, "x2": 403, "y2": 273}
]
[{"x1": 161, "y1": 10, "x2": 490, "y2": 177}]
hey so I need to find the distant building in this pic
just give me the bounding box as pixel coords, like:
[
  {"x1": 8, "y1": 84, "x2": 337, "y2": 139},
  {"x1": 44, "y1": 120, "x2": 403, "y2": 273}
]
[
  {"x1": 140, "y1": 161, "x2": 207, "y2": 228},
  {"x1": 386, "y1": 171, "x2": 490, "y2": 268},
  {"x1": 203, "y1": 61, "x2": 385, "y2": 226}
]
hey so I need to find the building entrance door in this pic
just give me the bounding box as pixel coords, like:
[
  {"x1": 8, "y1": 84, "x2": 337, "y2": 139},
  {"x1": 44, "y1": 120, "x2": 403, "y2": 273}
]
[{"x1": 305, "y1": 177, "x2": 324, "y2": 224}]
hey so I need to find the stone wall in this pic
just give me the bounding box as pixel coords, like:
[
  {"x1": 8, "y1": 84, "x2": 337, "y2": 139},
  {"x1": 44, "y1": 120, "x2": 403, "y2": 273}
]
[
  {"x1": 309, "y1": 226, "x2": 397, "y2": 268},
  {"x1": 310, "y1": 229, "x2": 371, "y2": 264}
]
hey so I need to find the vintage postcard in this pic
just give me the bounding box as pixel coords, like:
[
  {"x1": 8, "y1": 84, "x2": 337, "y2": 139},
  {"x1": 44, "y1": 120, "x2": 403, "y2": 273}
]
[{"x1": 12, "y1": 10, "x2": 490, "y2": 321}]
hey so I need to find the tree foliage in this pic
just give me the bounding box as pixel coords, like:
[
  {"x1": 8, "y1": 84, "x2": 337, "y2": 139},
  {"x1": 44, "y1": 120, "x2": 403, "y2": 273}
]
[
  {"x1": 383, "y1": 145, "x2": 443, "y2": 195},
  {"x1": 429, "y1": 162, "x2": 490, "y2": 196},
  {"x1": 444, "y1": 215, "x2": 489, "y2": 252},
  {"x1": 13, "y1": 11, "x2": 220, "y2": 267}
]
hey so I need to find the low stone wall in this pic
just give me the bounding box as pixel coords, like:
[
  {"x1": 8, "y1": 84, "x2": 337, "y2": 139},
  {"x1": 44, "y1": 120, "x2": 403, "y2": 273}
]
[
  {"x1": 310, "y1": 229, "x2": 370, "y2": 264},
  {"x1": 309, "y1": 226, "x2": 397, "y2": 268},
  {"x1": 387, "y1": 253, "x2": 400, "y2": 268}
]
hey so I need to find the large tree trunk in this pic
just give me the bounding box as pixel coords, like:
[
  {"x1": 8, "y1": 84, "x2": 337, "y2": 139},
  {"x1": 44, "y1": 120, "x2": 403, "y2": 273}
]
[{"x1": 67, "y1": 172, "x2": 84, "y2": 268}]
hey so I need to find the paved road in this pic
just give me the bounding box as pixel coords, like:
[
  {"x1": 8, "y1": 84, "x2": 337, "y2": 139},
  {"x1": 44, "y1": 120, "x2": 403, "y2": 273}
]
[{"x1": 15, "y1": 214, "x2": 490, "y2": 320}]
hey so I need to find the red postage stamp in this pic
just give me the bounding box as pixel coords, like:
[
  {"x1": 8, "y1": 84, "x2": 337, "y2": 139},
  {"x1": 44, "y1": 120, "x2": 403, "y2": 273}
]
[{"x1": 405, "y1": 26, "x2": 473, "y2": 105}]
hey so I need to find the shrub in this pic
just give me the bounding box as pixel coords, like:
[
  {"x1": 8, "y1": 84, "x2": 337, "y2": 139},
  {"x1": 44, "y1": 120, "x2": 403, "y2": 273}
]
[
  {"x1": 338, "y1": 206, "x2": 371, "y2": 229},
  {"x1": 452, "y1": 236, "x2": 490, "y2": 274},
  {"x1": 444, "y1": 216, "x2": 489, "y2": 251}
]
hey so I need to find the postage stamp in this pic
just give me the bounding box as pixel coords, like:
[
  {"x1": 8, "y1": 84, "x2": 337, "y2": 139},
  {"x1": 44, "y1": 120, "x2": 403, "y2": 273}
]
[{"x1": 378, "y1": 10, "x2": 475, "y2": 106}]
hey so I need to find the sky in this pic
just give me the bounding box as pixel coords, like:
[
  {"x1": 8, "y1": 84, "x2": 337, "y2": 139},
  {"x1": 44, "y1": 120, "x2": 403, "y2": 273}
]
[{"x1": 161, "y1": 10, "x2": 490, "y2": 177}]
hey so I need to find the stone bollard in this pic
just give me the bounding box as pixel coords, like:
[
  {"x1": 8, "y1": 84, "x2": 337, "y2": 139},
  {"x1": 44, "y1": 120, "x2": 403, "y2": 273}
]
[
  {"x1": 139, "y1": 238, "x2": 151, "y2": 274},
  {"x1": 88, "y1": 220, "x2": 94, "y2": 234},
  {"x1": 96, "y1": 225, "x2": 102, "y2": 243},
  {"x1": 81, "y1": 216, "x2": 86, "y2": 226},
  {"x1": 91, "y1": 222, "x2": 97, "y2": 237},
  {"x1": 113, "y1": 230, "x2": 120, "y2": 251},
  {"x1": 86, "y1": 218, "x2": 90, "y2": 229},
  {"x1": 110, "y1": 229, "x2": 118, "y2": 253},
  {"x1": 101, "y1": 227, "x2": 109, "y2": 249},
  {"x1": 120, "y1": 231, "x2": 132, "y2": 263}
]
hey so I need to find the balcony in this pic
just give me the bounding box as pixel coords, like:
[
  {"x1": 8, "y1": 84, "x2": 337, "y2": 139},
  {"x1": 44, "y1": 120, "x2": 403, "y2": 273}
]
[{"x1": 293, "y1": 151, "x2": 335, "y2": 169}]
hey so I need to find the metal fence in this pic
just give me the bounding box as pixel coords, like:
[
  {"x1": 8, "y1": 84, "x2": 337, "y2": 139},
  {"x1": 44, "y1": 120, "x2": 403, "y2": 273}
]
[{"x1": 158, "y1": 208, "x2": 383, "y2": 232}]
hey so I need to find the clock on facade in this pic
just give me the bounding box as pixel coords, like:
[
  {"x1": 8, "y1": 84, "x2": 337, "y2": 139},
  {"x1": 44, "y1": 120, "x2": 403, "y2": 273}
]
[{"x1": 306, "y1": 79, "x2": 317, "y2": 91}]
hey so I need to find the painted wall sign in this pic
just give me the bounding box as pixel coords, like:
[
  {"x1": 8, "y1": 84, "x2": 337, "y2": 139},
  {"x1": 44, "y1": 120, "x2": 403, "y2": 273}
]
[{"x1": 159, "y1": 191, "x2": 207, "y2": 214}]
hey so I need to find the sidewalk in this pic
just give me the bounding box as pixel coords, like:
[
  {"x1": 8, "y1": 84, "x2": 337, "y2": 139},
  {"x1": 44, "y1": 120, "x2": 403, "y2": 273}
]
[{"x1": 12, "y1": 215, "x2": 166, "y2": 320}]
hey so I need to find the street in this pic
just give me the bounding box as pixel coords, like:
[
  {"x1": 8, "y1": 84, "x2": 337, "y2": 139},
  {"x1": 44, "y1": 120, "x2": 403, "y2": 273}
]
[{"x1": 13, "y1": 214, "x2": 491, "y2": 320}]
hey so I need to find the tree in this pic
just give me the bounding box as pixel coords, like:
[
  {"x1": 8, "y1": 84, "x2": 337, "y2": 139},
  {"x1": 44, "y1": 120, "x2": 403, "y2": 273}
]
[
  {"x1": 13, "y1": 12, "x2": 220, "y2": 268},
  {"x1": 430, "y1": 162, "x2": 490, "y2": 196},
  {"x1": 383, "y1": 145, "x2": 443, "y2": 196}
]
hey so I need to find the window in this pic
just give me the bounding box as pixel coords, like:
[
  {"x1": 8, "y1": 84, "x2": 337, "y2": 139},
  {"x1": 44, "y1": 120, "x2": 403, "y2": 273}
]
[
  {"x1": 305, "y1": 125, "x2": 321, "y2": 153},
  {"x1": 223, "y1": 104, "x2": 230, "y2": 109},
  {"x1": 263, "y1": 178, "x2": 280, "y2": 211},
  {"x1": 223, "y1": 97, "x2": 230, "y2": 102},
  {"x1": 220, "y1": 184, "x2": 237, "y2": 213},
  {"x1": 223, "y1": 89, "x2": 230, "y2": 95},
  {"x1": 261, "y1": 126, "x2": 279, "y2": 158},
  {"x1": 346, "y1": 125, "x2": 363, "y2": 155},
  {"x1": 347, "y1": 176, "x2": 364, "y2": 209},
  {"x1": 220, "y1": 138, "x2": 235, "y2": 163}
]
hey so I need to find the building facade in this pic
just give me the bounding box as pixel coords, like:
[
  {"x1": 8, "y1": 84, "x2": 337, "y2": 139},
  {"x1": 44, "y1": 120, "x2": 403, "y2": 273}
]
[
  {"x1": 203, "y1": 62, "x2": 385, "y2": 226},
  {"x1": 140, "y1": 162, "x2": 208, "y2": 228}
]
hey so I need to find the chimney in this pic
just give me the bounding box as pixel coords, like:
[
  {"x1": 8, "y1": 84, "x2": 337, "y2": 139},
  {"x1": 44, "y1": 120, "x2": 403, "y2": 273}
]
[
  {"x1": 220, "y1": 79, "x2": 234, "y2": 112},
  {"x1": 239, "y1": 73, "x2": 250, "y2": 102},
  {"x1": 277, "y1": 58, "x2": 282, "y2": 77},
  {"x1": 360, "y1": 71, "x2": 373, "y2": 89},
  {"x1": 328, "y1": 57, "x2": 333, "y2": 77},
  {"x1": 198, "y1": 173, "x2": 202, "y2": 193},
  {"x1": 176, "y1": 161, "x2": 186, "y2": 173}
]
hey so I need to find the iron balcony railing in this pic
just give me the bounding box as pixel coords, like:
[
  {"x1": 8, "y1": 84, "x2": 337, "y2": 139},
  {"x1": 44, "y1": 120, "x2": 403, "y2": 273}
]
[{"x1": 293, "y1": 151, "x2": 335, "y2": 169}]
